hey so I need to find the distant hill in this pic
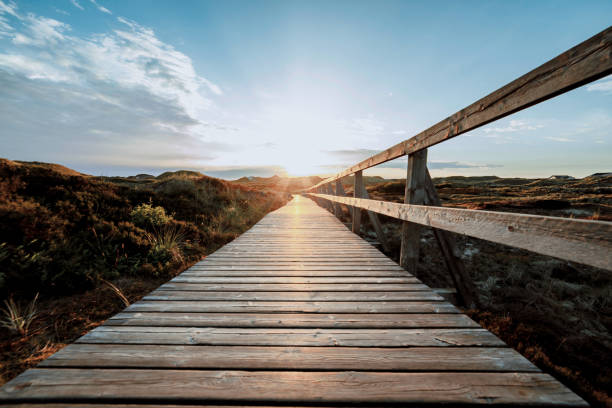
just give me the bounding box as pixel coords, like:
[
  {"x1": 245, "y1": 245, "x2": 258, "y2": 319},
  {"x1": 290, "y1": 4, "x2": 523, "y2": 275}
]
[
  {"x1": 0, "y1": 158, "x2": 86, "y2": 177},
  {"x1": 231, "y1": 174, "x2": 324, "y2": 193}
]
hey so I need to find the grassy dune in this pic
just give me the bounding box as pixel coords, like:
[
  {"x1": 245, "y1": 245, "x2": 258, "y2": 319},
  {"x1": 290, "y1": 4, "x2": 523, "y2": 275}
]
[{"x1": 0, "y1": 159, "x2": 289, "y2": 383}]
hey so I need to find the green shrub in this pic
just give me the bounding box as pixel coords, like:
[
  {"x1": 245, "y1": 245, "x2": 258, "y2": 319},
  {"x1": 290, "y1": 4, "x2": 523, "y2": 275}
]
[{"x1": 130, "y1": 203, "x2": 172, "y2": 228}]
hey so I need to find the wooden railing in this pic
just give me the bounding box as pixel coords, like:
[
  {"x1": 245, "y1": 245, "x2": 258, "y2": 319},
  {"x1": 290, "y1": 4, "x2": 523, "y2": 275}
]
[{"x1": 305, "y1": 26, "x2": 612, "y2": 307}]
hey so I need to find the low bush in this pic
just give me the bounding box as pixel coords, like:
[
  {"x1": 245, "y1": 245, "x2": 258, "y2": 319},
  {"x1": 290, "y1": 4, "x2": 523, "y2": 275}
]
[{"x1": 0, "y1": 159, "x2": 289, "y2": 299}]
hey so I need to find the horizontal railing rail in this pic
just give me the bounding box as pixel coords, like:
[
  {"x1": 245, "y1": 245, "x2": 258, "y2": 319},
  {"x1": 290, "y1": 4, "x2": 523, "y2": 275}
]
[
  {"x1": 305, "y1": 26, "x2": 612, "y2": 305},
  {"x1": 309, "y1": 194, "x2": 612, "y2": 271}
]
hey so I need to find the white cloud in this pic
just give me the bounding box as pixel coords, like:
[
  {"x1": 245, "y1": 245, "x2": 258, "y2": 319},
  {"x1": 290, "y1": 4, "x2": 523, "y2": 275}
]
[
  {"x1": 89, "y1": 0, "x2": 111, "y2": 14},
  {"x1": 0, "y1": 0, "x2": 18, "y2": 37},
  {"x1": 391, "y1": 130, "x2": 406, "y2": 135},
  {"x1": 0, "y1": 0, "x2": 19, "y2": 18},
  {"x1": 0, "y1": 54, "x2": 71, "y2": 81},
  {"x1": 0, "y1": 2, "x2": 227, "y2": 174},
  {"x1": 12, "y1": 14, "x2": 69, "y2": 46},
  {"x1": 69, "y1": 0, "x2": 84, "y2": 10},
  {"x1": 483, "y1": 119, "x2": 544, "y2": 133},
  {"x1": 586, "y1": 77, "x2": 612, "y2": 93},
  {"x1": 545, "y1": 136, "x2": 574, "y2": 143},
  {"x1": 0, "y1": 15, "x2": 12, "y2": 36}
]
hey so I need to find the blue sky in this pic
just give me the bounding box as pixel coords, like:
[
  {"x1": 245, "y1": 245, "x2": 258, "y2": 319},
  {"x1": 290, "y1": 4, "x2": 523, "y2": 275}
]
[{"x1": 0, "y1": 0, "x2": 610, "y2": 179}]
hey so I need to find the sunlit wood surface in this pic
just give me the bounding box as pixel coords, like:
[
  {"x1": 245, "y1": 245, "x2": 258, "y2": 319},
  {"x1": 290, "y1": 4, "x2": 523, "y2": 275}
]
[{"x1": 0, "y1": 195, "x2": 587, "y2": 406}]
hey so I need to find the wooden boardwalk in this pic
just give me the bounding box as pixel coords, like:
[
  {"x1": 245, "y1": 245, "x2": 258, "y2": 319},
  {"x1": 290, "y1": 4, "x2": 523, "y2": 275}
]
[{"x1": 0, "y1": 196, "x2": 587, "y2": 406}]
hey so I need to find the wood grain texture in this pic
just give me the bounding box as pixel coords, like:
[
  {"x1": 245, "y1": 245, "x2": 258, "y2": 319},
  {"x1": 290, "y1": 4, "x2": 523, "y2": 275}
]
[
  {"x1": 169, "y1": 276, "x2": 420, "y2": 284},
  {"x1": 352, "y1": 170, "x2": 363, "y2": 233},
  {"x1": 309, "y1": 193, "x2": 612, "y2": 270},
  {"x1": 158, "y1": 282, "x2": 431, "y2": 291},
  {"x1": 77, "y1": 326, "x2": 505, "y2": 347},
  {"x1": 0, "y1": 369, "x2": 587, "y2": 406},
  {"x1": 105, "y1": 312, "x2": 479, "y2": 328},
  {"x1": 41, "y1": 344, "x2": 537, "y2": 371},
  {"x1": 125, "y1": 300, "x2": 459, "y2": 313},
  {"x1": 400, "y1": 149, "x2": 427, "y2": 272},
  {"x1": 143, "y1": 290, "x2": 443, "y2": 301}
]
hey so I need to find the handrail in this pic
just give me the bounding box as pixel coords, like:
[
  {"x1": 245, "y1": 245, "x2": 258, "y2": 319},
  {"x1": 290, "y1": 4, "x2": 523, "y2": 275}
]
[
  {"x1": 309, "y1": 194, "x2": 612, "y2": 271},
  {"x1": 308, "y1": 26, "x2": 611, "y2": 190},
  {"x1": 305, "y1": 26, "x2": 612, "y2": 275}
]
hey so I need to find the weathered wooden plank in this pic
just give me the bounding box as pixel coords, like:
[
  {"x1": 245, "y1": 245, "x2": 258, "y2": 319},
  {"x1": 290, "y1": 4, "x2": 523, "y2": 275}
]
[
  {"x1": 0, "y1": 369, "x2": 587, "y2": 406},
  {"x1": 308, "y1": 27, "x2": 612, "y2": 190},
  {"x1": 205, "y1": 254, "x2": 388, "y2": 259},
  {"x1": 198, "y1": 259, "x2": 399, "y2": 265},
  {"x1": 352, "y1": 170, "x2": 363, "y2": 233},
  {"x1": 170, "y1": 277, "x2": 420, "y2": 284},
  {"x1": 158, "y1": 283, "x2": 430, "y2": 291},
  {"x1": 105, "y1": 312, "x2": 479, "y2": 328},
  {"x1": 362, "y1": 184, "x2": 390, "y2": 252},
  {"x1": 143, "y1": 290, "x2": 443, "y2": 301},
  {"x1": 309, "y1": 193, "x2": 612, "y2": 270},
  {"x1": 41, "y1": 344, "x2": 536, "y2": 371},
  {"x1": 400, "y1": 149, "x2": 427, "y2": 272},
  {"x1": 178, "y1": 271, "x2": 408, "y2": 277},
  {"x1": 78, "y1": 326, "x2": 504, "y2": 346},
  {"x1": 175, "y1": 270, "x2": 418, "y2": 283},
  {"x1": 125, "y1": 300, "x2": 459, "y2": 313},
  {"x1": 187, "y1": 265, "x2": 406, "y2": 271}
]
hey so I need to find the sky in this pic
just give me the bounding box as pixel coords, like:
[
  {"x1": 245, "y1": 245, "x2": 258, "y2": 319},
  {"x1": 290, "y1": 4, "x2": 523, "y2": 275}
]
[{"x1": 0, "y1": 0, "x2": 610, "y2": 179}]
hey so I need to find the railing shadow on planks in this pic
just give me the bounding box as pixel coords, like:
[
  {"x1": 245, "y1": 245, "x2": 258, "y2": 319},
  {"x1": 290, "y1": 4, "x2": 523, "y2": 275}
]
[{"x1": 304, "y1": 26, "x2": 612, "y2": 308}]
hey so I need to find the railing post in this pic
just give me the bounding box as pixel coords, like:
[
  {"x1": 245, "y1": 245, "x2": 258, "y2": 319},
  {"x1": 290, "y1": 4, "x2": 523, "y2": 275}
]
[
  {"x1": 360, "y1": 183, "x2": 390, "y2": 252},
  {"x1": 324, "y1": 183, "x2": 334, "y2": 212},
  {"x1": 352, "y1": 171, "x2": 363, "y2": 234},
  {"x1": 400, "y1": 149, "x2": 427, "y2": 273},
  {"x1": 423, "y1": 169, "x2": 478, "y2": 308},
  {"x1": 335, "y1": 178, "x2": 347, "y2": 221},
  {"x1": 331, "y1": 183, "x2": 341, "y2": 217}
]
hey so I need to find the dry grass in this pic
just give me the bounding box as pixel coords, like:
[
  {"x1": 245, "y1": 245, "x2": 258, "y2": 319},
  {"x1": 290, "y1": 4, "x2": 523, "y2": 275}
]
[{"x1": 0, "y1": 294, "x2": 38, "y2": 336}]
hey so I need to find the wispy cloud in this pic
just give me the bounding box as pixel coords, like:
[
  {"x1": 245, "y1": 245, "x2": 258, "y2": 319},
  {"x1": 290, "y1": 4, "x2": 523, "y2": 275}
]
[
  {"x1": 89, "y1": 0, "x2": 111, "y2": 14},
  {"x1": 545, "y1": 136, "x2": 574, "y2": 143},
  {"x1": 346, "y1": 116, "x2": 385, "y2": 136},
  {"x1": 69, "y1": 0, "x2": 84, "y2": 11},
  {"x1": 0, "y1": 2, "x2": 227, "y2": 174},
  {"x1": 586, "y1": 76, "x2": 612, "y2": 93},
  {"x1": 483, "y1": 119, "x2": 544, "y2": 133},
  {"x1": 0, "y1": 0, "x2": 19, "y2": 18}
]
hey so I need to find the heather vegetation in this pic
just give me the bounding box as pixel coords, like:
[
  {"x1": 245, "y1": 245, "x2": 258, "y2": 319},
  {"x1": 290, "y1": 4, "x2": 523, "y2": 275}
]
[
  {"x1": 0, "y1": 159, "x2": 289, "y2": 381},
  {"x1": 0, "y1": 159, "x2": 288, "y2": 299}
]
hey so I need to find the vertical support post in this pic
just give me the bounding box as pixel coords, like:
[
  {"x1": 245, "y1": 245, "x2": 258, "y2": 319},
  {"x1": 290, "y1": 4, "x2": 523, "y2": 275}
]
[
  {"x1": 424, "y1": 169, "x2": 478, "y2": 308},
  {"x1": 352, "y1": 171, "x2": 363, "y2": 234},
  {"x1": 336, "y1": 179, "x2": 347, "y2": 221},
  {"x1": 324, "y1": 183, "x2": 334, "y2": 212},
  {"x1": 400, "y1": 149, "x2": 427, "y2": 274},
  {"x1": 331, "y1": 182, "x2": 341, "y2": 217},
  {"x1": 361, "y1": 185, "x2": 390, "y2": 252}
]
